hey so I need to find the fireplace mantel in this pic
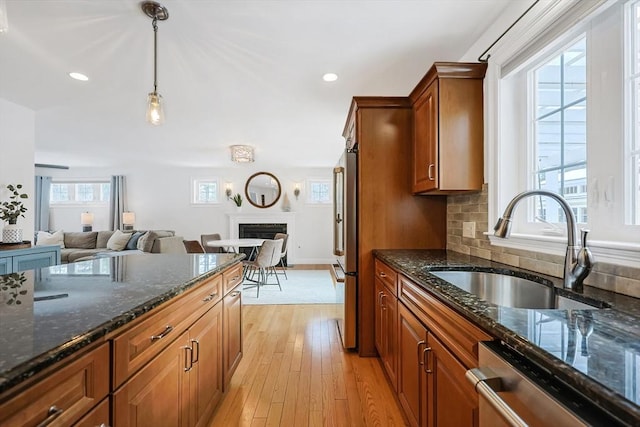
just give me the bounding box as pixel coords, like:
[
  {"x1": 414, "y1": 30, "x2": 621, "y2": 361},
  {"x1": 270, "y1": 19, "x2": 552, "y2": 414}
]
[{"x1": 227, "y1": 212, "x2": 296, "y2": 263}]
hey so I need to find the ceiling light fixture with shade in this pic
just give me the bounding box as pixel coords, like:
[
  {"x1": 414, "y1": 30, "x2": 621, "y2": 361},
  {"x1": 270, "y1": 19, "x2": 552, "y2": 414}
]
[
  {"x1": 230, "y1": 145, "x2": 255, "y2": 163},
  {"x1": 141, "y1": 1, "x2": 169, "y2": 126}
]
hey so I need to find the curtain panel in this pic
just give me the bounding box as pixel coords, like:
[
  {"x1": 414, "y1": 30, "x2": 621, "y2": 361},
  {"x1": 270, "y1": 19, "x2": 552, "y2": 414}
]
[
  {"x1": 109, "y1": 175, "x2": 127, "y2": 231},
  {"x1": 34, "y1": 176, "x2": 52, "y2": 232}
]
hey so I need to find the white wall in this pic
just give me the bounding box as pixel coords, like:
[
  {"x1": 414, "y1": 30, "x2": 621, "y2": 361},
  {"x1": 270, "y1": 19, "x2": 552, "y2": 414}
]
[
  {"x1": 36, "y1": 164, "x2": 335, "y2": 264},
  {"x1": 0, "y1": 99, "x2": 35, "y2": 242}
]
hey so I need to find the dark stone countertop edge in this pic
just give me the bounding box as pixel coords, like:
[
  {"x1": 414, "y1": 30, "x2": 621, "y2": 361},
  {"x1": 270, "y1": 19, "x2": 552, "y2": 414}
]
[
  {"x1": 0, "y1": 254, "x2": 244, "y2": 396},
  {"x1": 373, "y1": 249, "x2": 640, "y2": 426}
]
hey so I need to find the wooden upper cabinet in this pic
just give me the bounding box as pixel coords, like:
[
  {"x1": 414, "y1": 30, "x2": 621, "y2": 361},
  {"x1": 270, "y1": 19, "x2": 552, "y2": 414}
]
[{"x1": 410, "y1": 62, "x2": 487, "y2": 194}]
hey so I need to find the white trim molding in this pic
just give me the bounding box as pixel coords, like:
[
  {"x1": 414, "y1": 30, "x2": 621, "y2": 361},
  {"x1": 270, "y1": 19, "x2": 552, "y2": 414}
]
[{"x1": 488, "y1": 232, "x2": 640, "y2": 268}]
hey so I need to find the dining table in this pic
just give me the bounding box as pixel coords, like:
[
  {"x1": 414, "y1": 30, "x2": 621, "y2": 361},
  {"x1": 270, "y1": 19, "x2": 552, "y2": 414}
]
[{"x1": 205, "y1": 238, "x2": 265, "y2": 260}]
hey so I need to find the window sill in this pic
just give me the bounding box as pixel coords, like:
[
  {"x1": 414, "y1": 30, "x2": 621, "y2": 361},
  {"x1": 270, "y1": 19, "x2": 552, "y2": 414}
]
[{"x1": 486, "y1": 232, "x2": 640, "y2": 267}]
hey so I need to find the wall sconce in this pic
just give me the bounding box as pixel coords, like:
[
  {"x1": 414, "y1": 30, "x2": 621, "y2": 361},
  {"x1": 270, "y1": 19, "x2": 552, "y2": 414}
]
[
  {"x1": 122, "y1": 211, "x2": 136, "y2": 231},
  {"x1": 225, "y1": 183, "x2": 233, "y2": 200},
  {"x1": 230, "y1": 145, "x2": 255, "y2": 163},
  {"x1": 293, "y1": 183, "x2": 301, "y2": 200},
  {"x1": 80, "y1": 212, "x2": 94, "y2": 232}
]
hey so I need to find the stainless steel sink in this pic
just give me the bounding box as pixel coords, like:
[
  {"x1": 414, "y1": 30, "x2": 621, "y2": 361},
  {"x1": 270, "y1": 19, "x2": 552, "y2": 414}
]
[{"x1": 429, "y1": 270, "x2": 603, "y2": 310}]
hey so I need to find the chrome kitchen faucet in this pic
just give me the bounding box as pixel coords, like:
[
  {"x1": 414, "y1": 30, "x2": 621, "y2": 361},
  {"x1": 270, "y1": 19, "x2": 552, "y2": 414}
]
[{"x1": 494, "y1": 190, "x2": 594, "y2": 291}]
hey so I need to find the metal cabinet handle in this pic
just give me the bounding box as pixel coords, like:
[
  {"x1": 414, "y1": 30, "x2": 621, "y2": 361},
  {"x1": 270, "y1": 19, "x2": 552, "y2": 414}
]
[
  {"x1": 422, "y1": 347, "x2": 433, "y2": 373},
  {"x1": 379, "y1": 271, "x2": 387, "y2": 278},
  {"x1": 183, "y1": 346, "x2": 193, "y2": 372},
  {"x1": 230, "y1": 291, "x2": 240, "y2": 297},
  {"x1": 380, "y1": 293, "x2": 386, "y2": 309},
  {"x1": 190, "y1": 339, "x2": 200, "y2": 364},
  {"x1": 466, "y1": 368, "x2": 527, "y2": 427},
  {"x1": 377, "y1": 291, "x2": 384, "y2": 306},
  {"x1": 428, "y1": 164, "x2": 435, "y2": 181},
  {"x1": 202, "y1": 292, "x2": 218, "y2": 302},
  {"x1": 36, "y1": 406, "x2": 64, "y2": 427},
  {"x1": 417, "y1": 340, "x2": 426, "y2": 366},
  {"x1": 150, "y1": 325, "x2": 173, "y2": 341}
]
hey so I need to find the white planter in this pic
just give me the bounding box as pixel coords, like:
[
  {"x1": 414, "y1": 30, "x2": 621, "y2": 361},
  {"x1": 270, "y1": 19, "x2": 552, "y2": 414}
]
[{"x1": 3, "y1": 223, "x2": 23, "y2": 243}]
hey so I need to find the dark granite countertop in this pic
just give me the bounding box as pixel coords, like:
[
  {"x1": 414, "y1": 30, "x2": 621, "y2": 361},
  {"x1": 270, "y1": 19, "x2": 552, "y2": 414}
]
[
  {"x1": 0, "y1": 252, "x2": 244, "y2": 395},
  {"x1": 374, "y1": 249, "x2": 640, "y2": 426}
]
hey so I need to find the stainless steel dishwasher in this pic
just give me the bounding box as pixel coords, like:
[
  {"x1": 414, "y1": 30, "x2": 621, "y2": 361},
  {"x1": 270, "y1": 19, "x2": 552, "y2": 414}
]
[{"x1": 466, "y1": 341, "x2": 626, "y2": 426}]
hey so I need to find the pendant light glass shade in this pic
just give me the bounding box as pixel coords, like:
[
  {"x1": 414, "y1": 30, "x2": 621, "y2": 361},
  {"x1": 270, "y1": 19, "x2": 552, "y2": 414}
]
[{"x1": 146, "y1": 92, "x2": 164, "y2": 125}]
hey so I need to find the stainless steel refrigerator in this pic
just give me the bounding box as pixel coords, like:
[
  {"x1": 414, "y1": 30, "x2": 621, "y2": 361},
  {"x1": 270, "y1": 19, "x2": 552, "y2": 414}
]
[{"x1": 334, "y1": 149, "x2": 357, "y2": 349}]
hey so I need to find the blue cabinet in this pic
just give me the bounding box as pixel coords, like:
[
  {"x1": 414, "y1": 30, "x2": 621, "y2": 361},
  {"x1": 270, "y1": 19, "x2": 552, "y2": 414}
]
[{"x1": 0, "y1": 245, "x2": 61, "y2": 274}]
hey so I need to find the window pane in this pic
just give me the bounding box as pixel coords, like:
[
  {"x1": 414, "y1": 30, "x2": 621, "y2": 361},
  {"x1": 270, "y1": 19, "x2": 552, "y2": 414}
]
[
  {"x1": 50, "y1": 184, "x2": 70, "y2": 203},
  {"x1": 76, "y1": 184, "x2": 94, "y2": 202},
  {"x1": 533, "y1": 37, "x2": 587, "y2": 224}
]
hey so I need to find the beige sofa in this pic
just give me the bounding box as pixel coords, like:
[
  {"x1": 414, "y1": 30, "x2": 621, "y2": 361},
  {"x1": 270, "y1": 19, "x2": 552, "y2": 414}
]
[{"x1": 59, "y1": 230, "x2": 185, "y2": 263}]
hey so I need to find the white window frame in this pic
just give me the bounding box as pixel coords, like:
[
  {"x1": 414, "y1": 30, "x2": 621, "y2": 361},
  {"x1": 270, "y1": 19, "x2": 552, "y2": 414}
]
[
  {"x1": 625, "y1": 0, "x2": 640, "y2": 224},
  {"x1": 49, "y1": 179, "x2": 110, "y2": 207},
  {"x1": 305, "y1": 179, "x2": 332, "y2": 205},
  {"x1": 191, "y1": 177, "x2": 220, "y2": 205},
  {"x1": 485, "y1": 0, "x2": 640, "y2": 267}
]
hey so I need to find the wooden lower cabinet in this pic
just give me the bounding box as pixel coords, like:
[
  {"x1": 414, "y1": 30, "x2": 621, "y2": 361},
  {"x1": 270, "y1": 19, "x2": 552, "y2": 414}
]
[
  {"x1": 375, "y1": 277, "x2": 398, "y2": 390},
  {"x1": 113, "y1": 303, "x2": 223, "y2": 427},
  {"x1": 397, "y1": 302, "x2": 428, "y2": 427},
  {"x1": 75, "y1": 397, "x2": 110, "y2": 427},
  {"x1": 376, "y1": 257, "x2": 488, "y2": 427},
  {"x1": 0, "y1": 343, "x2": 109, "y2": 427},
  {"x1": 189, "y1": 302, "x2": 224, "y2": 426},
  {"x1": 223, "y1": 284, "x2": 242, "y2": 388},
  {"x1": 429, "y1": 331, "x2": 478, "y2": 427}
]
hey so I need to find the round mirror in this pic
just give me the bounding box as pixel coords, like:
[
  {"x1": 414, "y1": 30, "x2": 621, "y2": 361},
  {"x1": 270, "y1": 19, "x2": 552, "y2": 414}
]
[{"x1": 245, "y1": 172, "x2": 281, "y2": 208}]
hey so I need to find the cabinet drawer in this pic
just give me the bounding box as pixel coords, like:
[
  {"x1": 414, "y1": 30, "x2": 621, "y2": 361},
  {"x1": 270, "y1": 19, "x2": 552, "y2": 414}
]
[
  {"x1": 74, "y1": 396, "x2": 110, "y2": 427},
  {"x1": 375, "y1": 259, "x2": 398, "y2": 296},
  {"x1": 223, "y1": 262, "x2": 243, "y2": 295},
  {"x1": 399, "y1": 274, "x2": 491, "y2": 368},
  {"x1": 112, "y1": 273, "x2": 222, "y2": 388},
  {"x1": 0, "y1": 343, "x2": 109, "y2": 427}
]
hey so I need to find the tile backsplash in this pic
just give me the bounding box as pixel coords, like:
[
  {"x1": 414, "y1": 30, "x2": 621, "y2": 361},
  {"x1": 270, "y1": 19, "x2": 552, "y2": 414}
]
[{"x1": 447, "y1": 184, "x2": 640, "y2": 299}]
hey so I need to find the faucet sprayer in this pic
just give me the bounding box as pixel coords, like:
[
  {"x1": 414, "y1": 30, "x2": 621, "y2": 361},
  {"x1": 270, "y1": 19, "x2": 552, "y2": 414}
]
[{"x1": 494, "y1": 190, "x2": 594, "y2": 291}]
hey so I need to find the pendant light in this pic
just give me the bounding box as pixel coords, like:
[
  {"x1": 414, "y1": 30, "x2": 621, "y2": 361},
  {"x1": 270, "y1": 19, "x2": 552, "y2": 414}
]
[{"x1": 141, "y1": 1, "x2": 169, "y2": 125}]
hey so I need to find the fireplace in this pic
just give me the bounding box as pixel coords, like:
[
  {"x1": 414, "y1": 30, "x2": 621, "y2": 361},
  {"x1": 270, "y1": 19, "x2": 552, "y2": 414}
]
[{"x1": 239, "y1": 223, "x2": 287, "y2": 265}]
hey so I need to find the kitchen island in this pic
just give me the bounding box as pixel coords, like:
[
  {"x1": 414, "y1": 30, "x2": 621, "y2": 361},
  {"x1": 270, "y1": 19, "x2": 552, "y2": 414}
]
[
  {"x1": 0, "y1": 252, "x2": 244, "y2": 426},
  {"x1": 374, "y1": 249, "x2": 640, "y2": 425}
]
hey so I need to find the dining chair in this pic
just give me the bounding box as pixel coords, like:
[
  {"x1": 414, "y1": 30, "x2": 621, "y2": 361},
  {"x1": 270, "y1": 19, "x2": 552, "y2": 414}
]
[
  {"x1": 273, "y1": 233, "x2": 289, "y2": 279},
  {"x1": 242, "y1": 239, "x2": 283, "y2": 297},
  {"x1": 183, "y1": 240, "x2": 205, "y2": 253},
  {"x1": 201, "y1": 233, "x2": 224, "y2": 253}
]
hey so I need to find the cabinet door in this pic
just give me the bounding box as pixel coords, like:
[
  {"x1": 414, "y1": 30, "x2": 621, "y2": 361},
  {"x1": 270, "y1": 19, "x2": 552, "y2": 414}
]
[
  {"x1": 13, "y1": 251, "x2": 58, "y2": 272},
  {"x1": 413, "y1": 81, "x2": 439, "y2": 193},
  {"x1": 223, "y1": 285, "x2": 243, "y2": 389},
  {"x1": 189, "y1": 302, "x2": 223, "y2": 427},
  {"x1": 428, "y1": 332, "x2": 478, "y2": 427},
  {"x1": 375, "y1": 278, "x2": 385, "y2": 358},
  {"x1": 382, "y1": 289, "x2": 398, "y2": 391},
  {"x1": 397, "y1": 302, "x2": 428, "y2": 427},
  {"x1": 0, "y1": 256, "x2": 9, "y2": 274},
  {"x1": 113, "y1": 330, "x2": 190, "y2": 427}
]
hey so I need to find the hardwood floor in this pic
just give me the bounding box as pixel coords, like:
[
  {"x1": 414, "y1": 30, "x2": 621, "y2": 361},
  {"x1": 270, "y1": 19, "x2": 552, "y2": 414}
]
[{"x1": 209, "y1": 304, "x2": 407, "y2": 427}]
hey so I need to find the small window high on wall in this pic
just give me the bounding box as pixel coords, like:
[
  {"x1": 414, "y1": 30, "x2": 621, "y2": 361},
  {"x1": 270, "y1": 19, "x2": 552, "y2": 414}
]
[
  {"x1": 192, "y1": 177, "x2": 219, "y2": 204},
  {"x1": 50, "y1": 181, "x2": 110, "y2": 205}
]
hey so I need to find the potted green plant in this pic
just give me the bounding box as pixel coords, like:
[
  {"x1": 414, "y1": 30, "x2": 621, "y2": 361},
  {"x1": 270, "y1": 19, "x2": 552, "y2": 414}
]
[
  {"x1": 1, "y1": 184, "x2": 28, "y2": 244},
  {"x1": 0, "y1": 272, "x2": 28, "y2": 305},
  {"x1": 232, "y1": 193, "x2": 243, "y2": 211}
]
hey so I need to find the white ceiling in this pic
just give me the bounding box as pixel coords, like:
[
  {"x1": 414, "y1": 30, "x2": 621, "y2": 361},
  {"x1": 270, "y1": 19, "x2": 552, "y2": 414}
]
[{"x1": 0, "y1": 0, "x2": 512, "y2": 169}]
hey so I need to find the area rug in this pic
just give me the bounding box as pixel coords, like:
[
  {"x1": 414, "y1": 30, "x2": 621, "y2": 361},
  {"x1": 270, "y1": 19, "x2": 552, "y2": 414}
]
[{"x1": 242, "y1": 269, "x2": 337, "y2": 305}]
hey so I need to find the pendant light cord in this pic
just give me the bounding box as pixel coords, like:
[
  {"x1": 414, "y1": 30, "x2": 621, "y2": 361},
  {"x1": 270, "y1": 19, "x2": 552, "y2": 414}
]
[{"x1": 152, "y1": 17, "x2": 158, "y2": 94}]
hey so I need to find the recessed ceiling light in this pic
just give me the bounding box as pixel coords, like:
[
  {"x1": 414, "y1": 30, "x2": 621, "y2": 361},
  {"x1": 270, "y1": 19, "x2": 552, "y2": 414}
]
[
  {"x1": 323, "y1": 73, "x2": 338, "y2": 82},
  {"x1": 69, "y1": 72, "x2": 89, "y2": 81}
]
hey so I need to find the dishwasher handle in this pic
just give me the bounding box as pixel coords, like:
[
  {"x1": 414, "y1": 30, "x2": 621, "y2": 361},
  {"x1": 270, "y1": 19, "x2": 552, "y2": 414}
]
[{"x1": 466, "y1": 368, "x2": 528, "y2": 427}]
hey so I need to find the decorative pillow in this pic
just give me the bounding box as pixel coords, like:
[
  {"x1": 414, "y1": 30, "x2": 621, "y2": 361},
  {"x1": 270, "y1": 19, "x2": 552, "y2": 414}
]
[
  {"x1": 96, "y1": 230, "x2": 116, "y2": 248},
  {"x1": 107, "y1": 230, "x2": 133, "y2": 251},
  {"x1": 137, "y1": 230, "x2": 174, "y2": 252},
  {"x1": 64, "y1": 232, "x2": 98, "y2": 249},
  {"x1": 36, "y1": 230, "x2": 65, "y2": 248},
  {"x1": 125, "y1": 231, "x2": 144, "y2": 250}
]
